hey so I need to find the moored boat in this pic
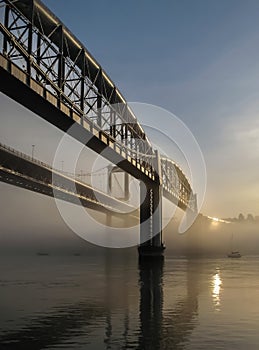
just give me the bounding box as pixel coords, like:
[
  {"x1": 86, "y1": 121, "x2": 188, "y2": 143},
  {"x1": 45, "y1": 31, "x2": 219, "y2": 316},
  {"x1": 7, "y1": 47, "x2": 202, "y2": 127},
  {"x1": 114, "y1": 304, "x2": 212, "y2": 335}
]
[{"x1": 227, "y1": 251, "x2": 241, "y2": 258}]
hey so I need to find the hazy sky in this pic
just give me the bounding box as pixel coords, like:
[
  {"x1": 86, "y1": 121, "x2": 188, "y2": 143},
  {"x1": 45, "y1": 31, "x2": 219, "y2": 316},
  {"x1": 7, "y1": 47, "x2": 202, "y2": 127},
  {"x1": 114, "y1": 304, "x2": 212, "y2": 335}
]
[
  {"x1": 41, "y1": 0, "x2": 259, "y2": 217},
  {"x1": 1, "y1": 0, "x2": 259, "y2": 222}
]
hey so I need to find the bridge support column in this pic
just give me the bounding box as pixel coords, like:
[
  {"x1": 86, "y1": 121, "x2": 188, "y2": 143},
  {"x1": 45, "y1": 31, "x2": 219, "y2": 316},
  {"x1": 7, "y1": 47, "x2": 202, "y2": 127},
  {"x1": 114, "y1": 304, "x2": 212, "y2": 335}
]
[
  {"x1": 151, "y1": 184, "x2": 162, "y2": 247},
  {"x1": 138, "y1": 187, "x2": 165, "y2": 258},
  {"x1": 139, "y1": 183, "x2": 164, "y2": 259},
  {"x1": 139, "y1": 150, "x2": 165, "y2": 259},
  {"x1": 107, "y1": 165, "x2": 130, "y2": 201},
  {"x1": 139, "y1": 182, "x2": 152, "y2": 246}
]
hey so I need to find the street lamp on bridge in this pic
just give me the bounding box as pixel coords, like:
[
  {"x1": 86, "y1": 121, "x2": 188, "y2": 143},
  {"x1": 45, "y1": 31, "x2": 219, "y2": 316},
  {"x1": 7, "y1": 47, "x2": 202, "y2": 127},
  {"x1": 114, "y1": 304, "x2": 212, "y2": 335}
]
[{"x1": 31, "y1": 144, "x2": 35, "y2": 160}]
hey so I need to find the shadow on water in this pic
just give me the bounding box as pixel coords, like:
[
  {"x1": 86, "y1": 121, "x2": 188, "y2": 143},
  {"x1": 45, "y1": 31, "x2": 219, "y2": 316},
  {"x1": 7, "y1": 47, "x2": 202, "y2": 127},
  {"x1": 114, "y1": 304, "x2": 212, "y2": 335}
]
[{"x1": 0, "y1": 255, "x2": 202, "y2": 349}]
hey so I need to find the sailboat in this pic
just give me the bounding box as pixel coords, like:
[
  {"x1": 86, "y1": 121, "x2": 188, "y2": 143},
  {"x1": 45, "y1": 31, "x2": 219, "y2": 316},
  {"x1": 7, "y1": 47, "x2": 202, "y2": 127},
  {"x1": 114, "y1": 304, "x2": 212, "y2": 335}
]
[{"x1": 227, "y1": 233, "x2": 241, "y2": 258}]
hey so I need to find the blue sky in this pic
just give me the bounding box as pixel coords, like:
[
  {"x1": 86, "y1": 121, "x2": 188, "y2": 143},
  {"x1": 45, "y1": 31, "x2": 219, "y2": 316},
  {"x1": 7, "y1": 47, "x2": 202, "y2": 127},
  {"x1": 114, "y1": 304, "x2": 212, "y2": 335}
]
[
  {"x1": 1, "y1": 0, "x2": 259, "y2": 219},
  {"x1": 41, "y1": 0, "x2": 259, "y2": 217}
]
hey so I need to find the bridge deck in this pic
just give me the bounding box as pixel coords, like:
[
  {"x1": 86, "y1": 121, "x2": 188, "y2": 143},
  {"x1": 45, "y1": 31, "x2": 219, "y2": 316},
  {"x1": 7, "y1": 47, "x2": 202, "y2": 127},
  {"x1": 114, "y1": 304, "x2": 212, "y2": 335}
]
[{"x1": 0, "y1": 143, "x2": 138, "y2": 217}]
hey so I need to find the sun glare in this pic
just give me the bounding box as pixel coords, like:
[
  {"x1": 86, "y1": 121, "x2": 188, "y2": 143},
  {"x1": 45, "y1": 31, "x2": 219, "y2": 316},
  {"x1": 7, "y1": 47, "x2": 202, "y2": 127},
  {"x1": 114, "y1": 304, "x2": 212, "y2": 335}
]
[{"x1": 212, "y1": 272, "x2": 222, "y2": 311}]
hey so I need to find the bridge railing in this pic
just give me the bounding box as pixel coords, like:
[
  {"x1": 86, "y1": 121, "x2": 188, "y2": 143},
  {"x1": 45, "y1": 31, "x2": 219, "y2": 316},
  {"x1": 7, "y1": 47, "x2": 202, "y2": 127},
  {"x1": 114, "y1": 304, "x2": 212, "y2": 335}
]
[{"x1": 0, "y1": 141, "x2": 91, "y2": 185}]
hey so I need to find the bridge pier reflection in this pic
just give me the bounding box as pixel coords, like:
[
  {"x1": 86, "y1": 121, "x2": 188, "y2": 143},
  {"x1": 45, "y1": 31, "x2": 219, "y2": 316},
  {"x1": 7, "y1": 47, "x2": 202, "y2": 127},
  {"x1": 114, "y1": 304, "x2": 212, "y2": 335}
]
[
  {"x1": 138, "y1": 259, "x2": 201, "y2": 350},
  {"x1": 138, "y1": 258, "x2": 164, "y2": 350}
]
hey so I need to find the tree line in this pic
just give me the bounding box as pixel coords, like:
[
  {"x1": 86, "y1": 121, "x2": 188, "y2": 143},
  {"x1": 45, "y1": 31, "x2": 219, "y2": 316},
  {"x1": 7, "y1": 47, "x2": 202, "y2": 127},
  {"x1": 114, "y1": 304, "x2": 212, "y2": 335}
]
[{"x1": 222, "y1": 213, "x2": 259, "y2": 223}]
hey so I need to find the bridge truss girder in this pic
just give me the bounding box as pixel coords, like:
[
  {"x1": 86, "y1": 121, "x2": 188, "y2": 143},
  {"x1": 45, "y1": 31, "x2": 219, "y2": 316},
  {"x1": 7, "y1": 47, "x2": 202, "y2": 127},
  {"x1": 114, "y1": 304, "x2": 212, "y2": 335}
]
[
  {"x1": 0, "y1": 0, "x2": 154, "y2": 161},
  {"x1": 0, "y1": 0, "x2": 196, "y2": 216}
]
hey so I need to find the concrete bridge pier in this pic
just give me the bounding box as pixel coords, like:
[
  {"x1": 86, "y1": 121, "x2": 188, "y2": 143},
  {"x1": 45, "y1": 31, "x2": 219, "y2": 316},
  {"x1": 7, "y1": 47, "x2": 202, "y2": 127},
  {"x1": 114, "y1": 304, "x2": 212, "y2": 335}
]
[
  {"x1": 138, "y1": 183, "x2": 165, "y2": 259},
  {"x1": 138, "y1": 151, "x2": 165, "y2": 259}
]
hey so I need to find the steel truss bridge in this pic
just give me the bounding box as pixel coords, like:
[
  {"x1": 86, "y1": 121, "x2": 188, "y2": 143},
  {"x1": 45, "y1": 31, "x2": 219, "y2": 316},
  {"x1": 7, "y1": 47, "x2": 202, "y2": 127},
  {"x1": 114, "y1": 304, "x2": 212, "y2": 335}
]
[{"x1": 0, "y1": 0, "x2": 197, "y2": 257}]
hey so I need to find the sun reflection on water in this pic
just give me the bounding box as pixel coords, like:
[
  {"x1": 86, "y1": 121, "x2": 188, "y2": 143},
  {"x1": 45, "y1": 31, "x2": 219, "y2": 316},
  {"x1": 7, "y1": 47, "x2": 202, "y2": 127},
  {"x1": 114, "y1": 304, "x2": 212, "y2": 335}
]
[{"x1": 212, "y1": 271, "x2": 222, "y2": 311}]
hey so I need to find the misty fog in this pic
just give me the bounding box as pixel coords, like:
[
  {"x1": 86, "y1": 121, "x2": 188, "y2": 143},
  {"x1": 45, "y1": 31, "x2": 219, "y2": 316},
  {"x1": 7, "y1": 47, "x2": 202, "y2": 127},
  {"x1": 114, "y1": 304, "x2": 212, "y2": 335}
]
[{"x1": 1, "y1": 179, "x2": 258, "y2": 257}]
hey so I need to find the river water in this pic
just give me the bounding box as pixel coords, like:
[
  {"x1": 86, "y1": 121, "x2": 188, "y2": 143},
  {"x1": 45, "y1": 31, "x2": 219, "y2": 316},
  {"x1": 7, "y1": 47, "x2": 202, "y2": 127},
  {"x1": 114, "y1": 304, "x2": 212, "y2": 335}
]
[{"x1": 1, "y1": 253, "x2": 259, "y2": 349}]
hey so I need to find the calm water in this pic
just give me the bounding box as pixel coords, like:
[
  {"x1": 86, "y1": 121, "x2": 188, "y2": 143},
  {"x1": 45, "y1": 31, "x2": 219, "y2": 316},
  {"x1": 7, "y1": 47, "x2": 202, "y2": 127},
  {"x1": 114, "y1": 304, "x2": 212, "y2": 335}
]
[{"x1": 1, "y1": 253, "x2": 259, "y2": 349}]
